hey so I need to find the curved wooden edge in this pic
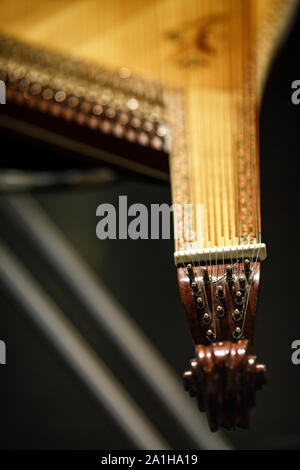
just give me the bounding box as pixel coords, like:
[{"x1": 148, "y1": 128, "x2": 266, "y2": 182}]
[{"x1": 177, "y1": 260, "x2": 266, "y2": 431}]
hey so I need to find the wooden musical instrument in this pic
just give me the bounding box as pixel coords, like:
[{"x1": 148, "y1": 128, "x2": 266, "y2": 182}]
[{"x1": 0, "y1": 0, "x2": 298, "y2": 431}]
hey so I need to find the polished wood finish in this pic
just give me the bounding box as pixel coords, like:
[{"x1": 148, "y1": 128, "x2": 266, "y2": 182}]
[
  {"x1": 178, "y1": 259, "x2": 266, "y2": 430},
  {"x1": 178, "y1": 261, "x2": 260, "y2": 345},
  {"x1": 183, "y1": 339, "x2": 266, "y2": 431}
]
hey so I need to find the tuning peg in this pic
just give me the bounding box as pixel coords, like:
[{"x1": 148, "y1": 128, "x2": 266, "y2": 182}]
[
  {"x1": 244, "y1": 258, "x2": 251, "y2": 276},
  {"x1": 216, "y1": 285, "x2": 224, "y2": 300},
  {"x1": 232, "y1": 308, "x2": 243, "y2": 322},
  {"x1": 201, "y1": 267, "x2": 211, "y2": 284},
  {"x1": 239, "y1": 276, "x2": 246, "y2": 291},
  {"x1": 186, "y1": 263, "x2": 195, "y2": 280},
  {"x1": 202, "y1": 313, "x2": 212, "y2": 325},
  {"x1": 191, "y1": 281, "x2": 200, "y2": 296},
  {"x1": 216, "y1": 305, "x2": 225, "y2": 319},
  {"x1": 206, "y1": 329, "x2": 216, "y2": 342},
  {"x1": 235, "y1": 291, "x2": 244, "y2": 306},
  {"x1": 226, "y1": 265, "x2": 234, "y2": 284},
  {"x1": 232, "y1": 326, "x2": 242, "y2": 340},
  {"x1": 196, "y1": 296, "x2": 205, "y2": 309}
]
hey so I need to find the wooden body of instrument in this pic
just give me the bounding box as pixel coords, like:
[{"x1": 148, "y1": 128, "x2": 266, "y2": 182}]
[{"x1": 0, "y1": 0, "x2": 298, "y2": 431}]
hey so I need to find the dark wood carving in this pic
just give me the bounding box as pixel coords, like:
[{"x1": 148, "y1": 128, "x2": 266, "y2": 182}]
[{"x1": 177, "y1": 259, "x2": 266, "y2": 431}]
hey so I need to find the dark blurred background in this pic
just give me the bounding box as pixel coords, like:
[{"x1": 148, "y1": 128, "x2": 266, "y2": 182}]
[{"x1": 1, "y1": 4, "x2": 300, "y2": 451}]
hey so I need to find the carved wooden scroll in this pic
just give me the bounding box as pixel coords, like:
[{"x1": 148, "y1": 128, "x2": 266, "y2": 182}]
[{"x1": 178, "y1": 259, "x2": 266, "y2": 431}]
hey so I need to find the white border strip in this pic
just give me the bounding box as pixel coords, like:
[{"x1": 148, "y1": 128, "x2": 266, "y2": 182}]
[{"x1": 174, "y1": 243, "x2": 267, "y2": 265}]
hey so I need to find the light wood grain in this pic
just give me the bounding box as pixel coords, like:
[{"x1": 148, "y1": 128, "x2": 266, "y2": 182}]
[{"x1": 0, "y1": 0, "x2": 294, "y2": 252}]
